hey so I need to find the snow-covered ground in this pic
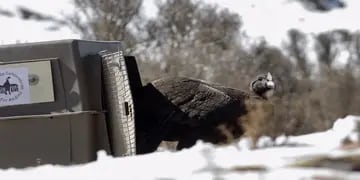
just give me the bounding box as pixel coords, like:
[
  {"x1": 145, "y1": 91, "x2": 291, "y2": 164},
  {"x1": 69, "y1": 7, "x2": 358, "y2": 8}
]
[{"x1": 0, "y1": 115, "x2": 359, "y2": 180}]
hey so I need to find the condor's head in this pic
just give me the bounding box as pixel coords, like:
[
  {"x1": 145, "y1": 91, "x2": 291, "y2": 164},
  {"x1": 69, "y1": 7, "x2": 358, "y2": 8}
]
[{"x1": 250, "y1": 72, "x2": 275, "y2": 99}]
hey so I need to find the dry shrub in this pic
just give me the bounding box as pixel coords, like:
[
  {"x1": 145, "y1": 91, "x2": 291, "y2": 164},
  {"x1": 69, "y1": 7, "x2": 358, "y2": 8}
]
[{"x1": 240, "y1": 99, "x2": 275, "y2": 146}]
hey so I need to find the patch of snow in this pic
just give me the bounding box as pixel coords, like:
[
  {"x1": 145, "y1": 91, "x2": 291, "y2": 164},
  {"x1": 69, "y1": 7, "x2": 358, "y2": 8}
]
[
  {"x1": 333, "y1": 115, "x2": 360, "y2": 135},
  {"x1": 288, "y1": 115, "x2": 360, "y2": 148},
  {"x1": 274, "y1": 135, "x2": 288, "y2": 145},
  {"x1": 237, "y1": 137, "x2": 253, "y2": 151},
  {"x1": 256, "y1": 136, "x2": 274, "y2": 148}
]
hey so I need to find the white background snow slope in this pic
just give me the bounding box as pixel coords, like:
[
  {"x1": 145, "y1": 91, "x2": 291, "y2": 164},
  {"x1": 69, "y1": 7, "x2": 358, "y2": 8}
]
[{"x1": 0, "y1": 115, "x2": 359, "y2": 180}]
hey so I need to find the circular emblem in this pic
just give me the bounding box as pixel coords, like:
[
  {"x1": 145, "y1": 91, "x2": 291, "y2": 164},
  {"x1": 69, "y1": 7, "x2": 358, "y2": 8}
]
[{"x1": 0, "y1": 71, "x2": 25, "y2": 104}]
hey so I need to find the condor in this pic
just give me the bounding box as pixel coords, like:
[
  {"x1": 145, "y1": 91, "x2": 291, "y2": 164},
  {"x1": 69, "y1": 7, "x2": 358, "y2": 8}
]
[{"x1": 136, "y1": 73, "x2": 275, "y2": 154}]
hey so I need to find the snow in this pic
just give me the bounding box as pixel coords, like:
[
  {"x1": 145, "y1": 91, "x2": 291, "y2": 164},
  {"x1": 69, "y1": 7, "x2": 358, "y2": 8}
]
[
  {"x1": 0, "y1": 115, "x2": 359, "y2": 180},
  {"x1": 288, "y1": 115, "x2": 360, "y2": 148}
]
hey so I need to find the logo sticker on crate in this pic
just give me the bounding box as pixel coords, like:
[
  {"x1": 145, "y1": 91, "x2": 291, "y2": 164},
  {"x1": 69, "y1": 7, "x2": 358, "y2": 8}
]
[{"x1": 0, "y1": 67, "x2": 30, "y2": 106}]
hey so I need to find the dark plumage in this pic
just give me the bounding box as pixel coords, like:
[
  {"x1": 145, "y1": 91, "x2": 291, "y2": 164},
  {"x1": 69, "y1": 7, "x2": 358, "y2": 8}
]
[{"x1": 136, "y1": 73, "x2": 275, "y2": 154}]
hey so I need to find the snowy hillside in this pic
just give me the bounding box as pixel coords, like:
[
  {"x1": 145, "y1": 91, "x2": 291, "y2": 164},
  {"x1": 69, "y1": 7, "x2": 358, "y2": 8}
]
[{"x1": 0, "y1": 115, "x2": 359, "y2": 180}]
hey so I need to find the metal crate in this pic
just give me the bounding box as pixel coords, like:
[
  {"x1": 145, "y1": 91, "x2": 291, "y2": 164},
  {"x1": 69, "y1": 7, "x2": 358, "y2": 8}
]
[{"x1": 0, "y1": 40, "x2": 138, "y2": 168}]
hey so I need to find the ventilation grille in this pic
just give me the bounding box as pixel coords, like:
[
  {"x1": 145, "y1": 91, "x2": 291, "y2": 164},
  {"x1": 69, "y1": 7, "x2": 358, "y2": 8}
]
[{"x1": 101, "y1": 51, "x2": 136, "y2": 156}]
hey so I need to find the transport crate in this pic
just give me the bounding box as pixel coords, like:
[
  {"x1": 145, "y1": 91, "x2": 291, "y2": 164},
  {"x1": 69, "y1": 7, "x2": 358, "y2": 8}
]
[{"x1": 0, "y1": 40, "x2": 138, "y2": 168}]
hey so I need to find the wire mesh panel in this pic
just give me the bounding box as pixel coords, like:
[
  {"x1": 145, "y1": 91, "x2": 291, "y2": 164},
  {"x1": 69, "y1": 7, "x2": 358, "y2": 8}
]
[{"x1": 101, "y1": 51, "x2": 136, "y2": 156}]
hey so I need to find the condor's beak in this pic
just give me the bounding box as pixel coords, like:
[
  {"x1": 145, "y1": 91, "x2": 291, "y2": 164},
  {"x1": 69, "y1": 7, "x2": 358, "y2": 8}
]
[
  {"x1": 266, "y1": 72, "x2": 275, "y2": 89},
  {"x1": 266, "y1": 72, "x2": 273, "y2": 81},
  {"x1": 266, "y1": 81, "x2": 275, "y2": 89}
]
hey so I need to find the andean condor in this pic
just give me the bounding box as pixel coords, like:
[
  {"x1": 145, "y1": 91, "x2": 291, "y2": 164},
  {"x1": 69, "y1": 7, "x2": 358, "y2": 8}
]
[{"x1": 136, "y1": 72, "x2": 275, "y2": 154}]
